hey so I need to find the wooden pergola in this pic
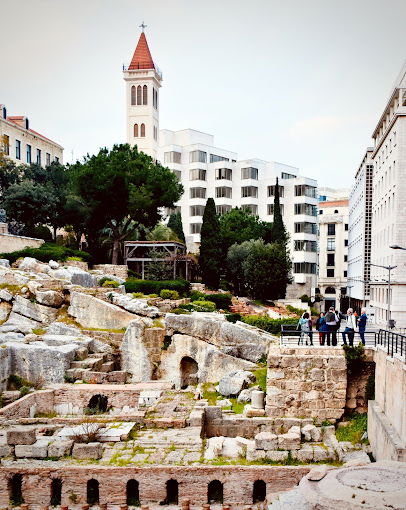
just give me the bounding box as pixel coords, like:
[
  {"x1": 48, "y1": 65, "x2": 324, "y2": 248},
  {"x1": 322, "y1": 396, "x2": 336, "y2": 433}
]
[{"x1": 123, "y1": 240, "x2": 191, "y2": 280}]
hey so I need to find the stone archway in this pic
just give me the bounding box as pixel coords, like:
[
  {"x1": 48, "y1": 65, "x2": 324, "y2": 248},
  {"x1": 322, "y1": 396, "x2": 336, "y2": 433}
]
[
  {"x1": 180, "y1": 356, "x2": 198, "y2": 389},
  {"x1": 87, "y1": 394, "x2": 108, "y2": 414}
]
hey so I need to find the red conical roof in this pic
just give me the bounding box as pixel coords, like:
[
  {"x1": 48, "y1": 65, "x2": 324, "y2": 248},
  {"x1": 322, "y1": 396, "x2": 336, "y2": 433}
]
[{"x1": 129, "y1": 32, "x2": 155, "y2": 70}]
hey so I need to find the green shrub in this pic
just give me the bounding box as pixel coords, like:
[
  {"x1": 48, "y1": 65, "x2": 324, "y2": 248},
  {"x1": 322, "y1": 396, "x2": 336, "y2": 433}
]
[
  {"x1": 101, "y1": 280, "x2": 119, "y2": 288},
  {"x1": 192, "y1": 300, "x2": 216, "y2": 312},
  {"x1": 365, "y1": 374, "x2": 375, "y2": 401},
  {"x1": 190, "y1": 291, "x2": 206, "y2": 301},
  {"x1": 19, "y1": 386, "x2": 30, "y2": 397},
  {"x1": 178, "y1": 303, "x2": 195, "y2": 311},
  {"x1": 66, "y1": 256, "x2": 83, "y2": 262},
  {"x1": 160, "y1": 289, "x2": 179, "y2": 300},
  {"x1": 147, "y1": 293, "x2": 158, "y2": 298},
  {"x1": 0, "y1": 243, "x2": 91, "y2": 264},
  {"x1": 241, "y1": 315, "x2": 298, "y2": 335},
  {"x1": 343, "y1": 344, "x2": 366, "y2": 375},
  {"x1": 124, "y1": 278, "x2": 190, "y2": 296},
  {"x1": 336, "y1": 413, "x2": 368, "y2": 444},
  {"x1": 300, "y1": 294, "x2": 310, "y2": 303},
  {"x1": 205, "y1": 293, "x2": 232, "y2": 310},
  {"x1": 172, "y1": 308, "x2": 191, "y2": 314},
  {"x1": 225, "y1": 313, "x2": 242, "y2": 323},
  {"x1": 132, "y1": 292, "x2": 144, "y2": 299},
  {"x1": 286, "y1": 304, "x2": 306, "y2": 316}
]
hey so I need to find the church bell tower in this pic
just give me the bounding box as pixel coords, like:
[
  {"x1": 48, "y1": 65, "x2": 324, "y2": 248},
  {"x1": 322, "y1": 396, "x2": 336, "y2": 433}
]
[{"x1": 123, "y1": 26, "x2": 162, "y2": 160}]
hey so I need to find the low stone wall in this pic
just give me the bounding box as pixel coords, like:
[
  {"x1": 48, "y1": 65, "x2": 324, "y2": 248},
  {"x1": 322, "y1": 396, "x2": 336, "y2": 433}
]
[
  {"x1": 0, "y1": 465, "x2": 310, "y2": 508},
  {"x1": 93, "y1": 264, "x2": 128, "y2": 280},
  {"x1": 266, "y1": 347, "x2": 347, "y2": 423},
  {"x1": 0, "y1": 390, "x2": 55, "y2": 420},
  {"x1": 0, "y1": 233, "x2": 44, "y2": 253}
]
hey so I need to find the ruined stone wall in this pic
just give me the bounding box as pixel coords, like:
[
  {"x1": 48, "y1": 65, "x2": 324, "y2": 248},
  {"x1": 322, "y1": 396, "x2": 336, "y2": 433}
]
[
  {"x1": 93, "y1": 264, "x2": 128, "y2": 279},
  {"x1": 0, "y1": 390, "x2": 55, "y2": 419},
  {"x1": 266, "y1": 347, "x2": 347, "y2": 424},
  {"x1": 346, "y1": 359, "x2": 375, "y2": 413},
  {"x1": 0, "y1": 345, "x2": 11, "y2": 392},
  {"x1": 0, "y1": 465, "x2": 310, "y2": 508}
]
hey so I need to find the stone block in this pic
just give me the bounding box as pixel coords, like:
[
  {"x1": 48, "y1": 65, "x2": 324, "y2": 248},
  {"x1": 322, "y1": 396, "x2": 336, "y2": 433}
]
[
  {"x1": 35, "y1": 289, "x2": 64, "y2": 307},
  {"x1": 246, "y1": 445, "x2": 265, "y2": 461},
  {"x1": 278, "y1": 433, "x2": 301, "y2": 450},
  {"x1": 244, "y1": 405, "x2": 266, "y2": 417},
  {"x1": 265, "y1": 450, "x2": 289, "y2": 461},
  {"x1": 0, "y1": 443, "x2": 14, "y2": 457},
  {"x1": 0, "y1": 288, "x2": 13, "y2": 301},
  {"x1": 288, "y1": 425, "x2": 301, "y2": 436},
  {"x1": 218, "y1": 370, "x2": 255, "y2": 396},
  {"x1": 48, "y1": 440, "x2": 74, "y2": 457},
  {"x1": 7, "y1": 427, "x2": 37, "y2": 445},
  {"x1": 312, "y1": 445, "x2": 334, "y2": 462},
  {"x1": 12, "y1": 295, "x2": 58, "y2": 324},
  {"x1": 255, "y1": 432, "x2": 278, "y2": 451},
  {"x1": 291, "y1": 447, "x2": 314, "y2": 462},
  {"x1": 310, "y1": 368, "x2": 325, "y2": 381},
  {"x1": 267, "y1": 369, "x2": 285, "y2": 380},
  {"x1": 71, "y1": 273, "x2": 98, "y2": 288},
  {"x1": 72, "y1": 442, "x2": 103, "y2": 459},
  {"x1": 15, "y1": 439, "x2": 49, "y2": 458},
  {"x1": 302, "y1": 424, "x2": 321, "y2": 442}
]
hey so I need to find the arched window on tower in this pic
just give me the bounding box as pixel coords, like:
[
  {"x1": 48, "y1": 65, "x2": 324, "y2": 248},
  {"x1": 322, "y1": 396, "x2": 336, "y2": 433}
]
[
  {"x1": 140, "y1": 124, "x2": 145, "y2": 137},
  {"x1": 143, "y1": 85, "x2": 148, "y2": 105},
  {"x1": 134, "y1": 124, "x2": 139, "y2": 137},
  {"x1": 137, "y1": 85, "x2": 142, "y2": 105},
  {"x1": 131, "y1": 86, "x2": 136, "y2": 106}
]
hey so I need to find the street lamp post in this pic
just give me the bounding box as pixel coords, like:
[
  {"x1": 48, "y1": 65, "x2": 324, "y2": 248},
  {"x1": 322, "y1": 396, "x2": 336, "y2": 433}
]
[{"x1": 370, "y1": 263, "x2": 397, "y2": 329}]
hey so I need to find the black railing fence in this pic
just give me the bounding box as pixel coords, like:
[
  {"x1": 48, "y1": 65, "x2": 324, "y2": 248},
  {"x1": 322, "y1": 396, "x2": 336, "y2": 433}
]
[{"x1": 375, "y1": 328, "x2": 406, "y2": 361}]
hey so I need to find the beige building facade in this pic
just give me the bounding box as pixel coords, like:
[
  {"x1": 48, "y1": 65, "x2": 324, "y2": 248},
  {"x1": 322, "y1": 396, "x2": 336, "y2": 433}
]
[{"x1": 0, "y1": 105, "x2": 63, "y2": 166}]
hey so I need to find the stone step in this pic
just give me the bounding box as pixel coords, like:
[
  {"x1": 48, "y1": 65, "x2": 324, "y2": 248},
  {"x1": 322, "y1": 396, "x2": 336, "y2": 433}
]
[
  {"x1": 88, "y1": 352, "x2": 109, "y2": 362},
  {"x1": 70, "y1": 357, "x2": 104, "y2": 371},
  {"x1": 100, "y1": 360, "x2": 115, "y2": 372}
]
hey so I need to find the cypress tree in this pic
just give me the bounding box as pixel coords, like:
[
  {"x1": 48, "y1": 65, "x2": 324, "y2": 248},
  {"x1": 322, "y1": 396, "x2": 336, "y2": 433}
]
[
  {"x1": 271, "y1": 177, "x2": 288, "y2": 243},
  {"x1": 199, "y1": 198, "x2": 221, "y2": 289},
  {"x1": 168, "y1": 211, "x2": 185, "y2": 243}
]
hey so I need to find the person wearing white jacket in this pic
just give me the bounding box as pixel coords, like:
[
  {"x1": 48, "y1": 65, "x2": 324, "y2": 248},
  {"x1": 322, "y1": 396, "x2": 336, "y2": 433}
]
[{"x1": 342, "y1": 308, "x2": 358, "y2": 347}]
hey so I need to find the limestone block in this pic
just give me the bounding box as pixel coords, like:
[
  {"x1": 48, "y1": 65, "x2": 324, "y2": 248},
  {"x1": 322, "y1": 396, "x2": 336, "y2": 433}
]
[
  {"x1": 221, "y1": 437, "x2": 244, "y2": 458},
  {"x1": 306, "y1": 464, "x2": 330, "y2": 481},
  {"x1": 288, "y1": 425, "x2": 301, "y2": 436},
  {"x1": 246, "y1": 444, "x2": 265, "y2": 461},
  {"x1": 0, "y1": 301, "x2": 11, "y2": 321},
  {"x1": 72, "y1": 442, "x2": 103, "y2": 459},
  {"x1": 18, "y1": 257, "x2": 49, "y2": 274},
  {"x1": 0, "y1": 443, "x2": 14, "y2": 457},
  {"x1": 35, "y1": 289, "x2": 64, "y2": 307},
  {"x1": 278, "y1": 432, "x2": 301, "y2": 450},
  {"x1": 255, "y1": 432, "x2": 278, "y2": 451},
  {"x1": 204, "y1": 437, "x2": 224, "y2": 460},
  {"x1": 7, "y1": 427, "x2": 37, "y2": 445},
  {"x1": 267, "y1": 369, "x2": 285, "y2": 380},
  {"x1": 0, "y1": 289, "x2": 13, "y2": 301},
  {"x1": 71, "y1": 272, "x2": 98, "y2": 288},
  {"x1": 265, "y1": 450, "x2": 289, "y2": 462},
  {"x1": 310, "y1": 368, "x2": 325, "y2": 381},
  {"x1": 48, "y1": 439, "x2": 74, "y2": 457},
  {"x1": 302, "y1": 424, "x2": 321, "y2": 442},
  {"x1": 48, "y1": 260, "x2": 59, "y2": 269},
  {"x1": 243, "y1": 405, "x2": 266, "y2": 417},
  {"x1": 219, "y1": 370, "x2": 255, "y2": 396},
  {"x1": 120, "y1": 318, "x2": 153, "y2": 382},
  {"x1": 313, "y1": 445, "x2": 334, "y2": 462},
  {"x1": 205, "y1": 406, "x2": 222, "y2": 420},
  {"x1": 15, "y1": 439, "x2": 49, "y2": 458},
  {"x1": 0, "y1": 259, "x2": 10, "y2": 268},
  {"x1": 291, "y1": 446, "x2": 314, "y2": 462},
  {"x1": 110, "y1": 292, "x2": 160, "y2": 318},
  {"x1": 0, "y1": 268, "x2": 29, "y2": 286},
  {"x1": 237, "y1": 389, "x2": 252, "y2": 403},
  {"x1": 12, "y1": 295, "x2": 58, "y2": 324},
  {"x1": 69, "y1": 291, "x2": 138, "y2": 329},
  {"x1": 342, "y1": 450, "x2": 371, "y2": 465}
]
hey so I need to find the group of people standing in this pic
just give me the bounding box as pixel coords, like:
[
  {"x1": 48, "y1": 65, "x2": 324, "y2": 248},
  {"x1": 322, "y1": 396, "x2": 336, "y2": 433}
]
[{"x1": 298, "y1": 307, "x2": 368, "y2": 347}]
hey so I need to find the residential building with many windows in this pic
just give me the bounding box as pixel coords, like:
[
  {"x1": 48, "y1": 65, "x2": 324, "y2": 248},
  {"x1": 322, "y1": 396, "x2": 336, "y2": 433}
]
[
  {"x1": 124, "y1": 31, "x2": 319, "y2": 296},
  {"x1": 347, "y1": 148, "x2": 374, "y2": 313},
  {"x1": 0, "y1": 105, "x2": 63, "y2": 166},
  {"x1": 318, "y1": 198, "x2": 349, "y2": 311}
]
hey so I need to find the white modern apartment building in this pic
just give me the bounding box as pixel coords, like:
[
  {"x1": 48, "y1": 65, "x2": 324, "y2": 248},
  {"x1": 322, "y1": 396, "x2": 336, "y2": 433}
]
[
  {"x1": 318, "y1": 197, "x2": 349, "y2": 311},
  {"x1": 0, "y1": 104, "x2": 63, "y2": 166},
  {"x1": 369, "y1": 61, "x2": 406, "y2": 327},
  {"x1": 124, "y1": 31, "x2": 318, "y2": 296},
  {"x1": 347, "y1": 148, "x2": 374, "y2": 312}
]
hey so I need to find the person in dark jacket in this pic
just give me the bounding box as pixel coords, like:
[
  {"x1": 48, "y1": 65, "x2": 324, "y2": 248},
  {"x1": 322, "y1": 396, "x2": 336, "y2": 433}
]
[
  {"x1": 316, "y1": 312, "x2": 327, "y2": 345},
  {"x1": 358, "y1": 308, "x2": 368, "y2": 345}
]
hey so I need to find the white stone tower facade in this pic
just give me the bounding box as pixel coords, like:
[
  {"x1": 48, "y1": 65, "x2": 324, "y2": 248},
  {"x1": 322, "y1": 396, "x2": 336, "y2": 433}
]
[{"x1": 123, "y1": 31, "x2": 162, "y2": 160}]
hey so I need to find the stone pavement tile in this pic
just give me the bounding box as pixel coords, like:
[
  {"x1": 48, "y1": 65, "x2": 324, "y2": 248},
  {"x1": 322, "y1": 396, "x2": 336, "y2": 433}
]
[
  {"x1": 164, "y1": 450, "x2": 184, "y2": 463},
  {"x1": 133, "y1": 453, "x2": 149, "y2": 462},
  {"x1": 183, "y1": 451, "x2": 201, "y2": 463},
  {"x1": 147, "y1": 450, "x2": 166, "y2": 463}
]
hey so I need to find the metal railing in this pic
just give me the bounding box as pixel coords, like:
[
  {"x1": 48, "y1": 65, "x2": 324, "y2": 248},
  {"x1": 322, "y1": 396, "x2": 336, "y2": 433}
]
[
  {"x1": 375, "y1": 329, "x2": 406, "y2": 361},
  {"x1": 280, "y1": 324, "x2": 376, "y2": 347}
]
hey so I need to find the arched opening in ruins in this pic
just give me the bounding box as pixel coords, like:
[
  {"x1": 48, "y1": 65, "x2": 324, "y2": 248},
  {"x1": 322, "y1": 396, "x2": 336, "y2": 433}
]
[
  {"x1": 165, "y1": 479, "x2": 179, "y2": 504},
  {"x1": 253, "y1": 480, "x2": 266, "y2": 503},
  {"x1": 8, "y1": 473, "x2": 24, "y2": 506},
  {"x1": 87, "y1": 479, "x2": 100, "y2": 505},
  {"x1": 87, "y1": 394, "x2": 108, "y2": 414},
  {"x1": 127, "y1": 479, "x2": 140, "y2": 506},
  {"x1": 180, "y1": 356, "x2": 198, "y2": 389},
  {"x1": 208, "y1": 480, "x2": 223, "y2": 504},
  {"x1": 50, "y1": 478, "x2": 62, "y2": 506}
]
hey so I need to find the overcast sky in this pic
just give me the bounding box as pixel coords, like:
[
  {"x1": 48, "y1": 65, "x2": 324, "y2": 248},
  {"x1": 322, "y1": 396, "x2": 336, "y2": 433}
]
[{"x1": 2, "y1": 0, "x2": 406, "y2": 187}]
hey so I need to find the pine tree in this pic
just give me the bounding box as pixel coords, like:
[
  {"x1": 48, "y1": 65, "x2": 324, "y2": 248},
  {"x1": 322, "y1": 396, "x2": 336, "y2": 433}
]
[
  {"x1": 199, "y1": 198, "x2": 221, "y2": 289},
  {"x1": 271, "y1": 177, "x2": 288, "y2": 244},
  {"x1": 167, "y1": 212, "x2": 185, "y2": 243}
]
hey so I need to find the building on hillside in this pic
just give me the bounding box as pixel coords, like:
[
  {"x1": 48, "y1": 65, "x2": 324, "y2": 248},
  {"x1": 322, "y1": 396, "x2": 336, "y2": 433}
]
[
  {"x1": 0, "y1": 104, "x2": 63, "y2": 166},
  {"x1": 369, "y1": 61, "x2": 406, "y2": 328},
  {"x1": 318, "y1": 198, "x2": 349, "y2": 312},
  {"x1": 124, "y1": 31, "x2": 319, "y2": 298},
  {"x1": 347, "y1": 148, "x2": 374, "y2": 313}
]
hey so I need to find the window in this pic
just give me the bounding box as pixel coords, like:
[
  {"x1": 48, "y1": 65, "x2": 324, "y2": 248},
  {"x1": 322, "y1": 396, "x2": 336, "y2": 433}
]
[
  {"x1": 267, "y1": 204, "x2": 284, "y2": 215},
  {"x1": 131, "y1": 86, "x2": 136, "y2": 105},
  {"x1": 325, "y1": 287, "x2": 336, "y2": 294},
  {"x1": 173, "y1": 170, "x2": 181, "y2": 180},
  {"x1": 294, "y1": 222, "x2": 317, "y2": 234},
  {"x1": 137, "y1": 85, "x2": 142, "y2": 105},
  {"x1": 327, "y1": 238, "x2": 335, "y2": 251},
  {"x1": 294, "y1": 203, "x2": 317, "y2": 216},
  {"x1": 189, "y1": 150, "x2": 207, "y2": 163},
  {"x1": 140, "y1": 124, "x2": 145, "y2": 137},
  {"x1": 294, "y1": 240, "x2": 317, "y2": 252},
  {"x1": 345, "y1": 223, "x2": 348, "y2": 231},
  {"x1": 327, "y1": 253, "x2": 335, "y2": 266},
  {"x1": 294, "y1": 185, "x2": 317, "y2": 197},
  {"x1": 241, "y1": 167, "x2": 258, "y2": 180},
  {"x1": 210, "y1": 154, "x2": 229, "y2": 163},
  {"x1": 46, "y1": 153, "x2": 50, "y2": 166},
  {"x1": 153, "y1": 126, "x2": 158, "y2": 140},
  {"x1": 216, "y1": 204, "x2": 232, "y2": 215},
  {"x1": 293, "y1": 262, "x2": 316, "y2": 274},
  {"x1": 242, "y1": 204, "x2": 258, "y2": 215},
  {"x1": 143, "y1": 85, "x2": 148, "y2": 105},
  {"x1": 241, "y1": 186, "x2": 258, "y2": 198},
  {"x1": 327, "y1": 268, "x2": 335, "y2": 277},
  {"x1": 2, "y1": 135, "x2": 9, "y2": 155},
  {"x1": 267, "y1": 185, "x2": 284, "y2": 197},
  {"x1": 190, "y1": 223, "x2": 202, "y2": 234},
  {"x1": 15, "y1": 140, "x2": 21, "y2": 160},
  {"x1": 190, "y1": 187, "x2": 206, "y2": 199},
  {"x1": 164, "y1": 151, "x2": 181, "y2": 164},
  {"x1": 319, "y1": 210, "x2": 323, "y2": 215},
  {"x1": 153, "y1": 88, "x2": 158, "y2": 109},
  {"x1": 216, "y1": 187, "x2": 232, "y2": 198},
  {"x1": 190, "y1": 205, "x2": 205, "y2": 216},
  {"x1": 216, "y1": 168, "x2": 232, "y2": 180},
  {"x1": 327, "y1": 224, "x2": 336, "y2": 235},
  {"x1": 134, "y1": 124, "x2": 139, "y2": 137},
  {"x1": 344, "y1": 239, "x2": 348, "y2": 247},
  {"x1": 344, "y1": 270, "x2": 347, "y2": 277},
  {"x1": 281, "y1": 172, "x2": 296, "y2": 179},
  {"x1": 36, "y1": 149, "x2": 41, "y2": 166},
  {"x1": 190, "y1": 169, "x2": 206, "y2": 181},
  {"x1": 344, "y1": 255, "x2": 348, "y2": 262}
]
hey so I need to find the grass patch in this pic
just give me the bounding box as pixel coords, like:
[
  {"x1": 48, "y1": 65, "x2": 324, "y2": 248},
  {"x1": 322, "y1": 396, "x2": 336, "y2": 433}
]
[
  {"x1": 56, "y1": 305, "x2": 82, "y2": 328},
  {"x1": 202, "y1": 383, "x2": 219, "y2": 405},
  {"x1": 32, "y1": 328, "x2": 46, "y2": 335},
  {"x1": 228, "y1": 397, "x2": 245, "y2": 414},
  {"x1": 253, "y1": 367, "x2": 267, "y2": 392},
  {"x1": 336, "y1": 413, "x2": 368, "y2": 444},
  {"x1": 0, "y1": 283, "x2": 21, "y2": 294},
  {"x1": 83, "y1": 326, "x2": 126, "y2": 333},
  {"x1": 34, "y1": 411, "x2": 57, "y2": 418}
]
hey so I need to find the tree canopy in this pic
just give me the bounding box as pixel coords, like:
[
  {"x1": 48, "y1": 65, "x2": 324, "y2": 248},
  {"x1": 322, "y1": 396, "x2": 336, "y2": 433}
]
[{"x1": 199, "y1": 198, "x2": 221, "y2": 289}]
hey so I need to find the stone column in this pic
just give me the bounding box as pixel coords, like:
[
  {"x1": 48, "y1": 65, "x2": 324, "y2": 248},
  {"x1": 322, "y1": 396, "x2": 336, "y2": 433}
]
[{"x1": 251, "y1": 390, "x2": 265, "y2": 409}]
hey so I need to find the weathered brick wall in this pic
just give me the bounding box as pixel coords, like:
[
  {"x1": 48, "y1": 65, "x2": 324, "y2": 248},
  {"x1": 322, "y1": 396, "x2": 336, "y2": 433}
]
[
  {"x1": 0, "y1": 390, "x2": 55, "y2": 419},
  {"x1": 93, "y1": 264, "x2": 128, "y2": 280},
  {"x1": 0, "y1": 465, "x2": 310, "y2": 508},
  {"x1": 266, "y1": 347, "x2": 347, "y2": 423}
]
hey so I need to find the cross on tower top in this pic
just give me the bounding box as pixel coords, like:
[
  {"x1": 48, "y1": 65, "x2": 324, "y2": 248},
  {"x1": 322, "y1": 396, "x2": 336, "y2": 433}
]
[{"x1": 139, "y1": 21, "x2": 147, "y2": 32}]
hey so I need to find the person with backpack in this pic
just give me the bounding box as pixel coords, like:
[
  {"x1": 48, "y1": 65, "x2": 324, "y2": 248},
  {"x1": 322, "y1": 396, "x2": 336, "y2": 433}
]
[
  {"x1": 315, "y1": 312, "x2": 328, "y2": 345},
  {"x1": 357, "y1": 308, "x2": 368, "y2": 345},
  {"x1": 342, "y1": 308, "x2": 358, "y2": 347},
  {"x1": 324, "y1": 306, "x2": 338, "y2": 346},
  {"x1": 298, "y1": 312, "x2": 313, "y2": 346}
]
